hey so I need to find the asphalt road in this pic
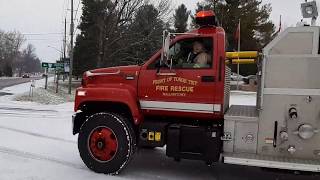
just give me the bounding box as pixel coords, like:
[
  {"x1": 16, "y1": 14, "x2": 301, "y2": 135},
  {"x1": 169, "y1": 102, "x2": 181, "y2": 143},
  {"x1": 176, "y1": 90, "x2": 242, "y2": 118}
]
[
  {"x1": 0, "y1": 77, "x2": 41, "y2": 90},
  {"x1": 0, "y1": 82, "x2": 318, "y2": 179}
]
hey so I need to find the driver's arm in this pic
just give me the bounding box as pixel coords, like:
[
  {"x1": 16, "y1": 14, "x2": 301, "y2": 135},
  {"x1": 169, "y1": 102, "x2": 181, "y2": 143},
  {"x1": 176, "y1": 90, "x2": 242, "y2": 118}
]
[{"x1": 194, "y1": 53, "x2": 209, "y2": 68}]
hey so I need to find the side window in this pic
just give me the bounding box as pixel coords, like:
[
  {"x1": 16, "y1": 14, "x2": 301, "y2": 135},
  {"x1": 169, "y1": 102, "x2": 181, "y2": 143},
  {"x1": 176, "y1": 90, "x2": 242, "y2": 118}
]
[{"x1": 148, "y1": 37, "x2": 213, "y2": 69}]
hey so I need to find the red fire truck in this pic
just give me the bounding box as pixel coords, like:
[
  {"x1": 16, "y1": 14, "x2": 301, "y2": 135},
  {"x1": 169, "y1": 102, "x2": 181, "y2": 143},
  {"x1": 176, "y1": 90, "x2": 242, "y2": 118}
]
[{"x1": 72, "y1": 9, "x2": 320, "y2": 175}]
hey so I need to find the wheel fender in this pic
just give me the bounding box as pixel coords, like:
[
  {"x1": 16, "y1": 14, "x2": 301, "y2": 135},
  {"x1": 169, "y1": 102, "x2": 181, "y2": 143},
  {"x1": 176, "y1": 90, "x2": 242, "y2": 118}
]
[{"x1": 75, "y1": 87, "x2": 143, "y2": 125}]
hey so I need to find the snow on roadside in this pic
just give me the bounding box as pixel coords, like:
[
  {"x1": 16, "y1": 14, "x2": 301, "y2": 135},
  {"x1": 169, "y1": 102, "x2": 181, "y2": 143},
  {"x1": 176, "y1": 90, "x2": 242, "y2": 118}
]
[
  {"x1": 0, "y1": 76, "x2": 77, "y2": 106},
  {"x1": 15, "y1": 87, "x2": 69, "y2": 105},
  {"x1": 0, "y1": 77, "x2": 20, "y2": 80},
  {"x1": 0, "y1": 77, "x2": 51, "y2": 102}
]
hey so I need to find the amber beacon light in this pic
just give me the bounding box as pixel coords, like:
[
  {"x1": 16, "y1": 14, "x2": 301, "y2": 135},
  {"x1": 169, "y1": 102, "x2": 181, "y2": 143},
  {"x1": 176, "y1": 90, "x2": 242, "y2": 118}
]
[{"x1": 195, "y1": 10, "x2": 218, "y2": 26}]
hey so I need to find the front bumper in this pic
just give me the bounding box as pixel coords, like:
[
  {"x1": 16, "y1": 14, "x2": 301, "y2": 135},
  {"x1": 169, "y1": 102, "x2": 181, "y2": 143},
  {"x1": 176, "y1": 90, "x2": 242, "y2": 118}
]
[
  {"x1": 72, "y1": 114, "x2": 76, "y2": 135},
  {"x1": 72, "y1": 111, "x2": 86, "y2": 135}
]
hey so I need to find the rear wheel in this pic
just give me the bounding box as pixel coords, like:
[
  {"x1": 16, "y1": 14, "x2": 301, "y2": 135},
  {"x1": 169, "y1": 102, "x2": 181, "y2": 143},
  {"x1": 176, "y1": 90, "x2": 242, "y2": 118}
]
[{"x1": 78, "y1": 112, "x2": 135, "y2": 174}]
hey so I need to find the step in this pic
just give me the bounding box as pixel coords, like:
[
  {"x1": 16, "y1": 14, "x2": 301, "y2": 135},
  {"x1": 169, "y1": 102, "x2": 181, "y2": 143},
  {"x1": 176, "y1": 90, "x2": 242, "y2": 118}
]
[{"x1": 223, "y1": 152, "x2": 320, "y2": 172}]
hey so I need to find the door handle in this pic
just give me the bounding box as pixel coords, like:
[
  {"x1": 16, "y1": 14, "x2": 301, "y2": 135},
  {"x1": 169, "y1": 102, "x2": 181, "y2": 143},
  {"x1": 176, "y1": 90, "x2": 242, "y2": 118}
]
[
  {"x1": 201, "y1": 76, "x2": 215, "y2": 82},
  {"x1": 157, "y1": 72, "x2": 177, "y2": 76}
]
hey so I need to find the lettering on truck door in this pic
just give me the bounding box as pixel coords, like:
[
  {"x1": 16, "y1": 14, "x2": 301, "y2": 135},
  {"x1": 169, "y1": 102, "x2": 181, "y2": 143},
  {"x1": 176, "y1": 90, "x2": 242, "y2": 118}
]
[{"x1": 138, "y1": 37, "x2": 220, "y2": 114}]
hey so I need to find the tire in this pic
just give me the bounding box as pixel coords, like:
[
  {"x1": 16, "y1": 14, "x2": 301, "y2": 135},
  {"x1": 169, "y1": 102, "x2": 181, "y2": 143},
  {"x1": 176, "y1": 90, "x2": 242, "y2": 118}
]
[{"x1": 78, "y1": 112, "x2": 136, "y2": 175}]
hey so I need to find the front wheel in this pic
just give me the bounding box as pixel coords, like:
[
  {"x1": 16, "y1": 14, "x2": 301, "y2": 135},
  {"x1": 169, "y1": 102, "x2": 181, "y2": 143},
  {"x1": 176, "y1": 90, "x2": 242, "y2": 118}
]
[{"x1": 78, "y1": 112, "x2": 135, "y2": 174}]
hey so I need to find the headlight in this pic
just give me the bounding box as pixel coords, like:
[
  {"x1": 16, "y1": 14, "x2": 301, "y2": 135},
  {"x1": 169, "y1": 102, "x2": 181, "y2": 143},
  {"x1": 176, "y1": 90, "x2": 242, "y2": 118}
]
[{"x1": 77, "y1": 90, "x2": 86, "y2": 97}]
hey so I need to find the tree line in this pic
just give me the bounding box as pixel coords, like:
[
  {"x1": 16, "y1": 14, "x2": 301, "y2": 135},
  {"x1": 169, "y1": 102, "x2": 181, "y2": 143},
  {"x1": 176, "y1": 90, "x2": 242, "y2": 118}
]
[
  {"x1": 73, "y1": 0, "x2": 275, "y2": 76},
  {"x1": 0, "y1": 30, "x2": 42, "y2": 77}
]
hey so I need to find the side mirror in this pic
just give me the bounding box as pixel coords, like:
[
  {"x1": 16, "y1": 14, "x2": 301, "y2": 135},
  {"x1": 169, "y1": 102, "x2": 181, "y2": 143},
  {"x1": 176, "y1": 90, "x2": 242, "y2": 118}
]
[
  {"x1": 161, "y1": 30, "x2": 171, "y2": 65},
  {"x1": 160, "y1": 30, "x2": 175, "y2": 70}
]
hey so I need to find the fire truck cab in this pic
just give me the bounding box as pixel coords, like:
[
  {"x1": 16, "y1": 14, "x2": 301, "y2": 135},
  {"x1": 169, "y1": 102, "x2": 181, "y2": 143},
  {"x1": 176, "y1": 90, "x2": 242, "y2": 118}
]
[{"x1": 72, "y1": 9, "x2": 320, "y2": 175}]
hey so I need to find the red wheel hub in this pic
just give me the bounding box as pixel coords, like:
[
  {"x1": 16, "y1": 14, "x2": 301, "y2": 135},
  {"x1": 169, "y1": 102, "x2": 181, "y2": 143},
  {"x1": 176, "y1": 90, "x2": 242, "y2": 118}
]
[{"x1": 88, "y1": 127, "x2": 118, "y2": 162}]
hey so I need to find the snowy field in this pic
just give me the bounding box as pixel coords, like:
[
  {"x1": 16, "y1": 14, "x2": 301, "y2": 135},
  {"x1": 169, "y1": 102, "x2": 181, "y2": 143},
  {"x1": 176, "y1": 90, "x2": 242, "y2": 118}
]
[{"x1": 0, "y1": 80, "x2": 317, "y2": 180}]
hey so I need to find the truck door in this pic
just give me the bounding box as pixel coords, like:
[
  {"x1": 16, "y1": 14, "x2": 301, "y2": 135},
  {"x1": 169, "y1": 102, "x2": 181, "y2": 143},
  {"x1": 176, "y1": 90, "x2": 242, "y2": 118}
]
[{"x1": 138, "y1": 36, "x2": 221, "y2": 117}]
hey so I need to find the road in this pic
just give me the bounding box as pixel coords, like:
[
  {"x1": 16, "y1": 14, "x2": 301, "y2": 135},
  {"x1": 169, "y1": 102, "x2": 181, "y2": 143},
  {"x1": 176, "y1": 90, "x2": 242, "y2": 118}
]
[
  {"x1": 0, "y1": 104, "x2": 318, "y2": 180},
  {"x1": 0, "y1": 84, "x2": 318, "y2": 180},
  {"x1": 0, "y1": 77, "x2": 42, "y2": 90}
]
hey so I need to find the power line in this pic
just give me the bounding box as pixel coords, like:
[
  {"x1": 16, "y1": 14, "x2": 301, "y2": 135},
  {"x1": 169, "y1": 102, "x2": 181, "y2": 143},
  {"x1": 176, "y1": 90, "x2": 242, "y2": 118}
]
[{"x1": 22, "y1": 33, "x2": 64, "y2": 36}]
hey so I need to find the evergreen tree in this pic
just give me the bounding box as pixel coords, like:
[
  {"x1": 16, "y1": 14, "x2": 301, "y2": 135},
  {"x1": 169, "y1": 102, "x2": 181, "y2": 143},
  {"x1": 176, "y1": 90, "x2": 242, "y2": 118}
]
[
  {"x1": 73, "y1": 0, "x2": 104, "y2": 76},
  {"x1": 73, "y1": 0, "x2": 145, "y2": 75},
  {"x1": 120, "y1": 4, "x2": 165, "y2": 64},
  {"x1": 173, "y1": 4, "x2": 190, "y2": 33},
  {"x1": 195, "y1": 0, "x2": 275, "y2": 51},
  {"x1": 193, "y1": 0, "x2": 275, "y2": 75}
]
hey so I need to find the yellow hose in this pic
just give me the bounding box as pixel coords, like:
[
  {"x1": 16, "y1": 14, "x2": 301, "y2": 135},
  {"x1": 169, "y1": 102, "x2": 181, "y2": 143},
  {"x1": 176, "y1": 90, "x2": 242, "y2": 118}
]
[
  {"x1": 226, "y1": 59, "x2": 256, "y2": 65},
  {"x1": 226, "y1": 51, "x2": 258, "y2": 59}
]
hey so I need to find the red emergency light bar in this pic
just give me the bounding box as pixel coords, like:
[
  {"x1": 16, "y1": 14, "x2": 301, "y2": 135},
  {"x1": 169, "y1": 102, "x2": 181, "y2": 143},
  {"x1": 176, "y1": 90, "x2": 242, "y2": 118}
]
[
  {"x1": 195, "y1": 10, "x2": 218, "y2": 27},
  {"x1": 196, "y1": 10, "x2": 215, "y2": 18}
]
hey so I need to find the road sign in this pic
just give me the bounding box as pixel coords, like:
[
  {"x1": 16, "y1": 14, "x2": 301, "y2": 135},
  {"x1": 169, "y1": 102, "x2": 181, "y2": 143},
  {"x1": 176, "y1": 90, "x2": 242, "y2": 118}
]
[
  {"x1": 42, "y1": 62, "x2": 66, "y2": 69},
  {"x1": 55, "y1": 62, "x2": 64, "y2": 73},
  {"x1": 42, "y1": 62, "x2": 56, "y2": 68},
  {"x1": 49, "y1": 63, "x2": 56, "y2": 68},
  {"x1": 55, "y1": 63, "x2": 64, "y2": 68},
  {"x1": 42, "y1": 62, "x2": 49, "y2": 68},
  {"x1": 42, "y1": 61, "x2": 68, "y2": 73},
  {"x1": 64, "y1": 62, "x2": 70, "y2": 73}
]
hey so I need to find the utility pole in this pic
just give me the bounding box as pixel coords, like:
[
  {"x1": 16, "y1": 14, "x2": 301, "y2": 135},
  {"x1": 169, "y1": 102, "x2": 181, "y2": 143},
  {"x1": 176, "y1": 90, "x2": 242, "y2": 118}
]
[
  {"x1": 64, "y1": 18, "x2": 67, "y2": 59},
  {"x1": 69, "y1": 0, "x2": 74, "y2": 94},
  {"x1": 63, "y1": 18, "x2": 67, "y2": 82}
]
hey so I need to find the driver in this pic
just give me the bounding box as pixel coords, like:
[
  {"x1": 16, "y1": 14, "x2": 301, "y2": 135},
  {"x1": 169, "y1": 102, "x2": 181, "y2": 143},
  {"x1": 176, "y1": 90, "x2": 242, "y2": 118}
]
[{"x1": 187, "y1": 41, "x2": 210, "y2": 68}]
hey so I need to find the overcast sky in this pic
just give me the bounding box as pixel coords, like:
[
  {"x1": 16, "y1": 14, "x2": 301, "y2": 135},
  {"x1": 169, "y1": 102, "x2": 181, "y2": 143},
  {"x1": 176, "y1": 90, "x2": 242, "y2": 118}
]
[{"x1": 0, "y1": 0, "x2": 314, "y2": 63}]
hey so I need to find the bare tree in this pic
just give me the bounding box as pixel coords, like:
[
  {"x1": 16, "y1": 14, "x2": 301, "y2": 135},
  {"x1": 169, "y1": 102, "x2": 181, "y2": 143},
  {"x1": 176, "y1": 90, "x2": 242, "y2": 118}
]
[
  {"x1": 0, "y1": 30, "x2": 25, "y2": 76},
  {"x1": 93, "y1": 0, "x2": 144, "y2": 67},
  {"x1": 96, "y1": 0, "x2": 173, "y2": 67},
  {"x1": 73, "y1": 0, "x2": 173, "y2": 75}
]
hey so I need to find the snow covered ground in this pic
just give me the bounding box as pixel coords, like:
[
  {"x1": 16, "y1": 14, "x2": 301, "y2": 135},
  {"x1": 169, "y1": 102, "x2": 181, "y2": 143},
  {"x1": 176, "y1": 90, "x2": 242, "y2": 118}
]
[{"x1": 0, "y1": 81, "x2": 317, "y2": 180}]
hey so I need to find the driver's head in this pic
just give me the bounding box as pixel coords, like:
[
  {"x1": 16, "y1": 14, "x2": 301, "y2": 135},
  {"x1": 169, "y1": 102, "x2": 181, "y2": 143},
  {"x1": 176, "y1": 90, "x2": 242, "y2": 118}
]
[{"x1": 192, "y1": 41, "x2": 205, "y2": 54}]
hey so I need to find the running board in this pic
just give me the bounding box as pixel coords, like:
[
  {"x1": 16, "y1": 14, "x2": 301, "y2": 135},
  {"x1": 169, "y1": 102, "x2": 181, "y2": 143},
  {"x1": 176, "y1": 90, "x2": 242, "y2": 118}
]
[{"x1": 223, "y1": 153, "x2": 320, "y2": 172}]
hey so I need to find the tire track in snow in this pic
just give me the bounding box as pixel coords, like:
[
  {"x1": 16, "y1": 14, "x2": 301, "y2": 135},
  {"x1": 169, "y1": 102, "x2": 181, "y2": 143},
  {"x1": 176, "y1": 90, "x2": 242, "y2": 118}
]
[
  {"x1": 0, "y1": 106, "x2": 67, "y2": 118},
  {"x1": 0, "y1": 112, "x2": 58, "y2": 118},
  {"x1": 0, "y1": 146, "x2": 86, "y2": 170},
  {"x1": 0, "y1": 126, "x2": 76, "y2": 144},
  {"x1": 0, "y1": 106, "x2": 58, "y2": 113}
]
